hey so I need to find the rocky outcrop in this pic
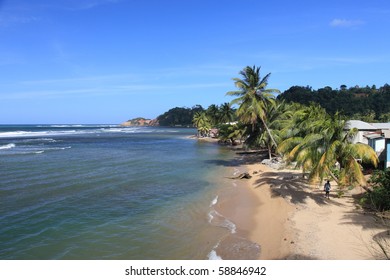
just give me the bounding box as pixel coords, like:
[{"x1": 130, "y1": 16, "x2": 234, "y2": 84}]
[{"x1": 120, "y1": 117, "x2": 159, "y2": 127}]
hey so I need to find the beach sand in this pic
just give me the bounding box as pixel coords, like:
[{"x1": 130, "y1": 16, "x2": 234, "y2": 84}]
[{"x1": 218, "y1": 151, "x2": 390, "y2": 260}]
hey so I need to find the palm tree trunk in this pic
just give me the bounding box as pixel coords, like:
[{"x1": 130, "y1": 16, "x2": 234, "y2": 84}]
[
  {"x1": 267, "y1": 143, "x2": 272, "y2": 159},
  {"x1": 260, "y1": 117, "x2": 279, "y2": 154},
  {"x1": 328, "y1": 169, "x2": 340, "y2": 185}
]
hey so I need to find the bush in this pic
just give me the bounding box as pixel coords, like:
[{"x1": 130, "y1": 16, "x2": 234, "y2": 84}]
[{"x1": 365, "y1": 168, "x2": 390, "y2": 211}]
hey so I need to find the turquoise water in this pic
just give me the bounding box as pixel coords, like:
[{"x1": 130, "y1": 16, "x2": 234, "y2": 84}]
[{"x1": 0, "y1": 125, "x2": 236, "y2": 259}]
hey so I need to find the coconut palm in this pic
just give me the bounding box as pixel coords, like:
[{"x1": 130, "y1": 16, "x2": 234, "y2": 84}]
[
  {"x1": 219, "y1": 102, "x2": 235, "y2": 124},
  {"x1": 218, "y1": 122, "x2": 246, "y2": 145},
  {"x1": 226, "y1": 65, "x2": 280, "y2": 149},
  {"x1": 205, "y1": 104, "x2": 220, "y2": 126},
  {"x1": 192, "y1": 112, "x2": 211, "y2": 137},
  {"x1": 255, "y1": 100, "x2": 294, "y2": 159},
  {"x1": 279, "y1": 106, "x2": 378, "y2": 186}
]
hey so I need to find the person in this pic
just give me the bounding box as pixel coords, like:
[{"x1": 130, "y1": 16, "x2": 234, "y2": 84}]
[{"x1": 324, "y1": 180, "x2": 331, "y2": 199}]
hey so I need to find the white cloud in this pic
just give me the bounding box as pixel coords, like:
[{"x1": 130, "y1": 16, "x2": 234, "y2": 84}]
[{"x1": 330, "y1": 18, "x2": 365, "y2": 28}]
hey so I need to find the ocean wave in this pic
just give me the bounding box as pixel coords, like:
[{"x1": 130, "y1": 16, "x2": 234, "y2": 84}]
[
  {"x1": 38, "y1": 124, "x2": 118, "y2": 128},
  {"x1": 19, "y1": 138, "x2": 58, "y2": 143},
  {"x1": 208, "y1": 209, "x2": 236, "y2": 234},
  {"x1": 207, "y1": 249, "x2": 222, "y2": 260},
  {"x1": 210, "y1": 195, "x2": 218, "y2": 207},
  {"x1": 0, "y1": 145, "x2": 71, "y2": 155},
  {"x1": 46, "y1": 146, "x2": 72, "y2": 151},
  {"x1": 0, "y1": 143, "x2": 16, "y2": 150},
  {"x1": 0, "y1": 130, "x2": 85, "y2": 138},
  {"x1": 0, "y1": 126, "x2": 180, "y2": 139}
]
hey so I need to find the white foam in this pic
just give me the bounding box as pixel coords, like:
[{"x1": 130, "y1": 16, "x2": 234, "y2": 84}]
[
  {"x1": 207, "y1": 249, "x2": 222, "y2": 260},
  {"x1": 210, "y1": 195, "x2": 218, "y2": 207},
  {"x1": 208, "y1": 209, "x2": 237, "y2": 234},
  {"x1": 0, "y1": 126, "x2": 159, "y2": 139},
  {"x1": 0, "y1": 143, "x2": 16, "y2": 150},
  {"x1": 45, "y1": 146, "x2": 71, "y2": 151}
]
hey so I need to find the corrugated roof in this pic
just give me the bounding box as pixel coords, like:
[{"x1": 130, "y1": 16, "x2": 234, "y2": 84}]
[
  {"x1": 370, "y1": 123, "x2": 390, "y2": 130},
  {"x1": 345, "y1": 120, "x2": 377, "y2": 130}
]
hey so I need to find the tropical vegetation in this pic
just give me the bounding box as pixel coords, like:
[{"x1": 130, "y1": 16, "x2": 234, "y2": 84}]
[
  {"x1": 156, "y1": 64, "x2": 386, "y2": 192},
  {"x1": 192, "y1": 111, "x2": 211, "y2": 137},
  {"x1": 278, "y1": 105, "x2": 378, "y2": 187},
  {"x1": 226, "y1": 65, "x2": 280, "y2": 151},
  {"x1": 278, "y1": 84, "x2": 390, "y2": 121},
  {"x1": 157, "y1": 105, "x2": 204, "y2": 127},
  {"x1": 363, "y1": 168, "x2": 390, "y2": 211}
]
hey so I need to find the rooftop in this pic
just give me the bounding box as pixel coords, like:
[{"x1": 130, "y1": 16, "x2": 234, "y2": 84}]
[{"x1": 345, "y1": 120, "x2": 377, "y2": 130}]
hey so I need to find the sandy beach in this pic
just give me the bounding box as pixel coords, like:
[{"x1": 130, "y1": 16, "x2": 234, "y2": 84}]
[{"x1": 218, "y1": 151, "x2": 390, "y2": 260}]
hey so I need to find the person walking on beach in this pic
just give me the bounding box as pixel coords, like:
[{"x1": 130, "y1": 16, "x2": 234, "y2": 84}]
[{"x1": 324, "y1": 180, "x2": 331, "y2": 199}]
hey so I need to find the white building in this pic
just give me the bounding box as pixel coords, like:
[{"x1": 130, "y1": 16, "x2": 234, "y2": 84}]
[{"x1": 345, "y1": 120, "x2": 390, "y2": 169}]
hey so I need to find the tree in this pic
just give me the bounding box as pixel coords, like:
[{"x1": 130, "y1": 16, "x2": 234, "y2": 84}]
[
  {"x1": 259, "y1": 101, "x2": 294, "y2": 159},
  {"x1": 157, "y1": 106, "x2": 204, "y2": 127},
  {"x1": 278, "y1": 106, "x2": 378, "y2": 186},
  {"x1": 218, "y1": 122, "x2": 246, "y2": 145},
  {"x1": 364, "y1": 168, "x2": 390, "y2": 211},
  {"x1": 226, "y1": 65, "x2": 280, "y2": 149},
  {"x1": 192, "y1": 112, "x2": 211, "y2": 137},
  {"x1": 218, "y1": 102, "x2": 235, "y2": 124},
  {"x1": 206, "y1": 104, "x2": 220, "y2": 126}
]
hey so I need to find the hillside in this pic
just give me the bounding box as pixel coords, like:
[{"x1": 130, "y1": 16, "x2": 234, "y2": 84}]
[{"x1": 120, "y1": 117, "x2": 159, "y2": 127}]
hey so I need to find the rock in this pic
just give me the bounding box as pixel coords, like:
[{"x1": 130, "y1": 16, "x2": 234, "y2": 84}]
[
  {"x1": 261, "y1": 157, "x2": 284, "y2": 169},
  {"x1": 227, "y1": 172, "x2": 252, "y2": 180},
  {"x1": 120, "y1": 117, "x2": 159, "y2": 127}
]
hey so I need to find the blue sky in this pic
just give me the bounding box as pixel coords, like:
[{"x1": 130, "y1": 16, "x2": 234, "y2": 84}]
[{"x1": 1, "y1": 0, "x2": 389, "y2": 124}]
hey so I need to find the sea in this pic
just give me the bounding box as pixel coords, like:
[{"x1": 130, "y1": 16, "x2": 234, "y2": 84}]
[{"x1": 0, "y1": 125, "x2": 259, "y2": 260}]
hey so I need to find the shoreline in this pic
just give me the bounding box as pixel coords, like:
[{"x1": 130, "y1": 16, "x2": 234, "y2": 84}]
[{"x1": 216, "y1": 150, "x2": 389, "y2": 260}]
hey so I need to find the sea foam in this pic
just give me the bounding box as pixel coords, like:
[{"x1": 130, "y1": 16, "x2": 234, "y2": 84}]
[
  {"x1": 0, "y1": 143, "x2": 16, "y2": 150},
  {"x1": 210, "y1": 195, "x2": 218, "y2": 207},
  {"x1": 208, "y1": 209, "x2": 237, "y2": 234},
  {"x1": 207, "y1": 249, "x2": 222, "y2": 260}
]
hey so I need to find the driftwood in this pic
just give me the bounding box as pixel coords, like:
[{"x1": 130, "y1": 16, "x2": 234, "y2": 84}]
[{"x1": 226, "y1": 172, "x2": 252, "y2": 180}]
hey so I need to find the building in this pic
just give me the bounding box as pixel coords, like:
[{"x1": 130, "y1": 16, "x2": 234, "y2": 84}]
[
  {"x1": 345, "y1": 120, "x2": 390, "y2": 169},
  {"x1": 383, "y1": 130, "x2": 390, "y2": 169}
]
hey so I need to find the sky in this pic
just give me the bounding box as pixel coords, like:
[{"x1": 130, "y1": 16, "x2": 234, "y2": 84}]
[{"x1": 1, "y1": 0, "x2": 390, "y2": 124}]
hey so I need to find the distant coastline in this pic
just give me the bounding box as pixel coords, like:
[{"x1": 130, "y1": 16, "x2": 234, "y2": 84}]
[{"x1": 120, "y1": 117, "x2": 159, "y2": 127}]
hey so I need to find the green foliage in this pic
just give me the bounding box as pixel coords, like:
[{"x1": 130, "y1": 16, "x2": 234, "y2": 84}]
[
  {"x1": 365, "y1": 168, "x2": 390, "y2": 211},
  {"x1": 157, "y1": 105, "x2": 204, "y2": 126},
  {"x1": 277, "y1": 84, "x2": 390, "y2": 120},
  {"x1": 205, "y1": 103, "x2": 236, "y2": 126},
  {"x1": 192, "y1": 112, "x2": 211, "y2": 137},
  {"x1": 218, "y1": 122, "x2": 246, "y2": 145},
  {"x1": 226, "y1": 65, "x2": 280, "y2": 156},
  {"x1": 278, "y1": 105, "x2": 379, "y2": 186}
]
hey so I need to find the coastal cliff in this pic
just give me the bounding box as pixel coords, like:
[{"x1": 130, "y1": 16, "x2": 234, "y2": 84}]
[{"x1": 120, "y1": 117, "x2": 159, "y2": 127}]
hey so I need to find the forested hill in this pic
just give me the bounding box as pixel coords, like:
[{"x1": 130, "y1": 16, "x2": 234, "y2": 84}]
[
  {"x1": 277, "y1": 84, "x2": 390, "y2": 121},
  {"x1": 156, "y1": 105, "x2": 204, "y2": 127}
]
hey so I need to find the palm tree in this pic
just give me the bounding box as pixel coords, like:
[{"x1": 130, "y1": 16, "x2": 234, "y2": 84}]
[
  {"x1": 218, "y1": 122, "x2": 246, "y2": 145},
  {"x1": 206, "y1": 104, "x2": 220, "y2": 126},
  {"x1": 256, "y1": 100, "x2": 294, "y2": 159},
  {"x1": 192, "y1": 112, "x2": 211, "y2": 137},
  {"x1": 226, "y1": 65, "x2": 280, "y2": 149},
  {"x1": 219, "y1": 102, "x2": 235, "y2": 124},
  {"x1": 278, "y1": 106, "x2": 378, "y2": 186}
]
